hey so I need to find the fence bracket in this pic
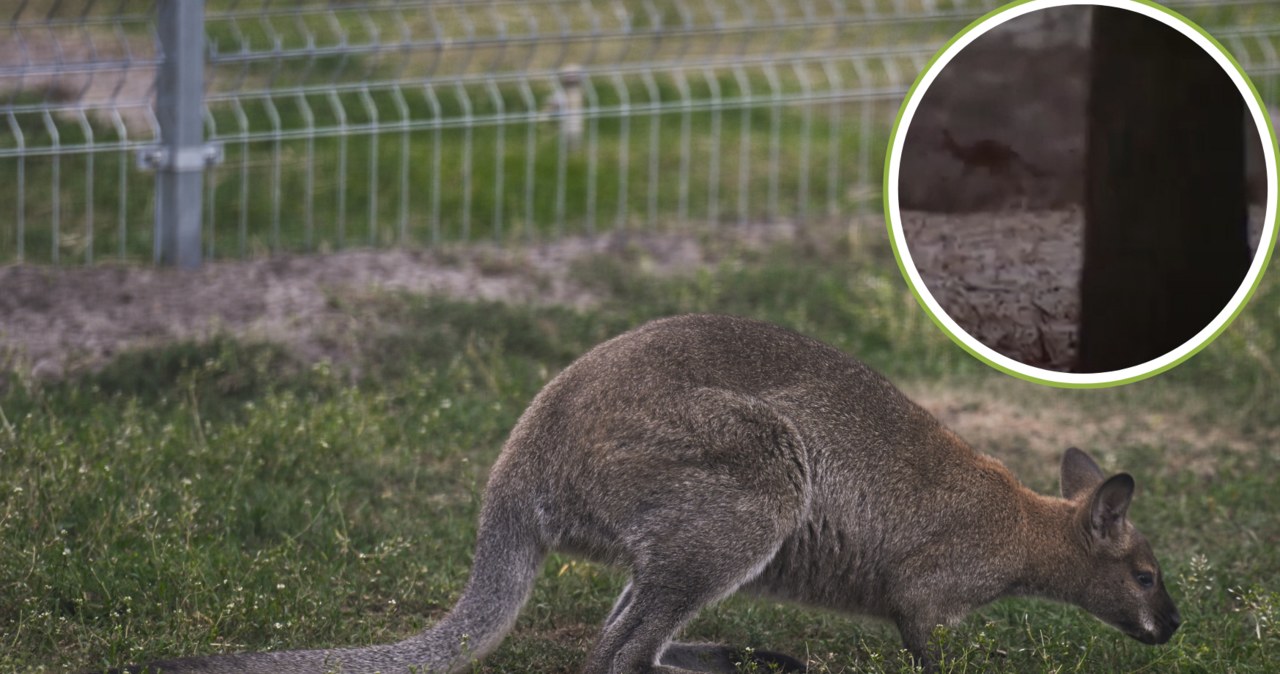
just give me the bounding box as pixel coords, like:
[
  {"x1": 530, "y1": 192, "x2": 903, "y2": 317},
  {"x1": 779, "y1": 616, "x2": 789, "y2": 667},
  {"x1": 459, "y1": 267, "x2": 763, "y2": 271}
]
[{"x1": 136, "y1": 143, "x2": 224, "y2": 172}]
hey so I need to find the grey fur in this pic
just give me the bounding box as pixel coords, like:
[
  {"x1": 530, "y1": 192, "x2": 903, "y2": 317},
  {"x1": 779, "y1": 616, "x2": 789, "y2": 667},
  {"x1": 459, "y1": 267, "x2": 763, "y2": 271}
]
[{"x1": 109, "y1": 314, "x2": 1179, "y2": 673}]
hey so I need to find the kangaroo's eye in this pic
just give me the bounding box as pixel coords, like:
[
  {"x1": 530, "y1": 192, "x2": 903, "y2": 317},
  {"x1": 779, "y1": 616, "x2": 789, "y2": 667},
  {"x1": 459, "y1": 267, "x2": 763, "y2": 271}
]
[{"x1": 1135, "y1": 572, "x2": 1155, "y2": 589}]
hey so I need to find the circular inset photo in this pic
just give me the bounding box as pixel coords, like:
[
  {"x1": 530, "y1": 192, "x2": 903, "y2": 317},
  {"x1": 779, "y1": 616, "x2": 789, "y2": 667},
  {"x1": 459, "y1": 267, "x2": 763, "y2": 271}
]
[{"x1": 885, "y1": 0, "x2": 1277, "y2": 387}]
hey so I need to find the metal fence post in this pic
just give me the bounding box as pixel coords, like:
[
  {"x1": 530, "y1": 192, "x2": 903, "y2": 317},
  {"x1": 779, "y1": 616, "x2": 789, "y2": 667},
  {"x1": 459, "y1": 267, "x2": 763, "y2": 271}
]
[{"x1": 148, "y1": 0, "x2": 214, "y2": 268}]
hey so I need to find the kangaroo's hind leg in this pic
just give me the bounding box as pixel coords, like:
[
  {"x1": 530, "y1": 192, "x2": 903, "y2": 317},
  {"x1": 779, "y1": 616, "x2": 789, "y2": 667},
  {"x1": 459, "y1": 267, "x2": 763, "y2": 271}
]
[
  {"x1": 601, "y1": 584, "x2": 805, "y2": 671},
  {"x1": 585, "y1": 548, "x2": 780, "y2": 674},
  {"x1": 580, "y1": 391, "x2": 811, "y2": 673}
]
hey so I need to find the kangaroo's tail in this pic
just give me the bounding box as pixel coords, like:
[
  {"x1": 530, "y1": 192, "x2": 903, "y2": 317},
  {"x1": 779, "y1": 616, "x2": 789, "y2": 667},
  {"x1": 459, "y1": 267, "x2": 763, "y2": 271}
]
[{"x1": 107, "y1": 498, "x2": 545, "y2": 674}]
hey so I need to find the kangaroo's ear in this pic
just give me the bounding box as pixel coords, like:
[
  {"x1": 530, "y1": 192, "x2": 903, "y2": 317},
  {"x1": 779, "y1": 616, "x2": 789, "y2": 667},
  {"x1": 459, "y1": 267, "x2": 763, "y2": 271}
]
[
  {"x1": 1061, "y1": 447, "x2": 1106, "y2": 499},
  {"x1": 1086, "y1": 473, "x2": 1135, "y2": 540}
]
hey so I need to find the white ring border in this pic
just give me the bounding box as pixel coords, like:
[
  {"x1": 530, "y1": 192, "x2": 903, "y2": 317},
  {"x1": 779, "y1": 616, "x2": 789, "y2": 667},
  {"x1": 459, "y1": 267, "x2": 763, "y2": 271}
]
[{"x1": 885, "y1": 0, "x2": 1279, "y2": 387}]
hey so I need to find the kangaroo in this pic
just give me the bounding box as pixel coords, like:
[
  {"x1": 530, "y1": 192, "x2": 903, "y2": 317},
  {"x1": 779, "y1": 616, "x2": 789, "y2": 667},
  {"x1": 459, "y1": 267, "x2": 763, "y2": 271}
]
[
  {"x1": 109, "y1": 314, "x2": 1179, "y2": 673},
  {"x1": 941, "y1": 128, "x2": 1046, "y2": 178}
]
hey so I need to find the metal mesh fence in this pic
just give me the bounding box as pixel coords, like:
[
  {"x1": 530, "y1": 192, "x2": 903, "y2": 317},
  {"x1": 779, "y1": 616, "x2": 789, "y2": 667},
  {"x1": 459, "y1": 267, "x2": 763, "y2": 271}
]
[{"x1": 3, "y1": 0, "x2": 1279, "y2": 265}]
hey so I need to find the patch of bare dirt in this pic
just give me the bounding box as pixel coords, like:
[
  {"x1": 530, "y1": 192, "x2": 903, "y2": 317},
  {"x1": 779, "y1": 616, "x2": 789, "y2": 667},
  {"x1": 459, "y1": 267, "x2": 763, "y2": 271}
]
[
  {"x1": 901, "y1": 207, "x2": 1269, "y2": 371},
  {"x1": 906, "y1": 382, "x2": 1269, "y2": 481},
  {"x1": 0, "y1": 223, "x2": 812, "y2": 379},
  {"x1": 901, "y1": 209, "x2": 1083, "y2": 371}
]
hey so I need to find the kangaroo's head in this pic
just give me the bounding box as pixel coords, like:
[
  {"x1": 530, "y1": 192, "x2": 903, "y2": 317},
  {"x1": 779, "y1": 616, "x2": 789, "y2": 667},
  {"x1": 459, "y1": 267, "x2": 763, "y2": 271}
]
[{"x1": 1060, "y1": 447, "x2": 1181, "y2": 645}]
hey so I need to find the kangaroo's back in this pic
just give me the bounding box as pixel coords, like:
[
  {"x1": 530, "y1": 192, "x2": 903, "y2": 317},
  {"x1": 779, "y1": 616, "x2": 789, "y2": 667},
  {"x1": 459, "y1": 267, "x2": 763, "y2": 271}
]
[
  {"x1": 507, "y1": 313, "x2": 942, "y2": 465},
  {"x1": 502, "y1": 313, "x2": 995, "y2": 519}
]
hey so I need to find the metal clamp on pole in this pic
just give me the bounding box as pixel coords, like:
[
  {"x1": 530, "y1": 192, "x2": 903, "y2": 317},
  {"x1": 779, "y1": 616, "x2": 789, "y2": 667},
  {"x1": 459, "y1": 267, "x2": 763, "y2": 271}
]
[{"x1": 136, "y1": 143, "x2": 224, "y2": 172}]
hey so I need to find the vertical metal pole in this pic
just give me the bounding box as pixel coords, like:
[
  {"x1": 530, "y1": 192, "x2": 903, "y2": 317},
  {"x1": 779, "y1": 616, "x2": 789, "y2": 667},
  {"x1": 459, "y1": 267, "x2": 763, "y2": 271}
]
[{"x1": 154, "y1": 0, "x2": 206, "y2": 268}]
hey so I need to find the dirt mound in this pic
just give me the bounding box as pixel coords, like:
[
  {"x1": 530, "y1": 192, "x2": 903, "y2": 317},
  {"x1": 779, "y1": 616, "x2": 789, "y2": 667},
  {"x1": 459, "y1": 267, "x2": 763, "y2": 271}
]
[{"x1": 0, "y1": 224, "x2": 806, "y2": 378}]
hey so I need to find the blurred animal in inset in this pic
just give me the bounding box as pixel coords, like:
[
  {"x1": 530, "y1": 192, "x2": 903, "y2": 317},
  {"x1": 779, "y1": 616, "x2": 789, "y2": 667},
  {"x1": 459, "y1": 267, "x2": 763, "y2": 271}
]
[{"x1": 942, "y1": 128, "x2": 1046, "y2": 179}]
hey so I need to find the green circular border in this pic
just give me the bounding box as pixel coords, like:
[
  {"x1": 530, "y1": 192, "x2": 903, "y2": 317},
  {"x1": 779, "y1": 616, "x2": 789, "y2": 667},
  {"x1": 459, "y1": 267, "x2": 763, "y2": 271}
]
[{"x1": 882, "y1": 0, "x2": 1280, "y2": 389}]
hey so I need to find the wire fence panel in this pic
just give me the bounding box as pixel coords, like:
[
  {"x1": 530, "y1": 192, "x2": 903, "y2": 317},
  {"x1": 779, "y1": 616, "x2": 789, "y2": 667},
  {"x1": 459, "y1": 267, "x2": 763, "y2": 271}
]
[
  {"x1": 196, "y1": 0, "x2": 953, "y2": 258},
  {"x1": 2, "y1": 1, "x2": 1278, "y2": 264}
]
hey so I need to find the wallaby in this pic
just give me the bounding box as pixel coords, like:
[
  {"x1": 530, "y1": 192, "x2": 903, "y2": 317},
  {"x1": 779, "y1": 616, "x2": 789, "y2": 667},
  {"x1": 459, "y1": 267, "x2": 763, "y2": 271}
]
[
  {"x1": 941, "y1": 128, "x2": 1047, "y2": 178},
  {"x1": 109, "y1": 314, "x2": 1179, "y2": 674}
]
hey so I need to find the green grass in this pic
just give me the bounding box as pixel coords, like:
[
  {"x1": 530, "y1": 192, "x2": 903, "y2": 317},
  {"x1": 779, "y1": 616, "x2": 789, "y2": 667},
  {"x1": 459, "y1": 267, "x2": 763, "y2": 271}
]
[{"x1": 2, "y1": 234, "x2": 1278, "y2": 672}]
